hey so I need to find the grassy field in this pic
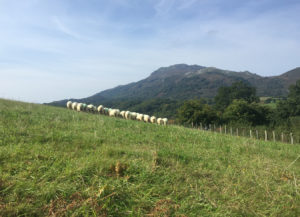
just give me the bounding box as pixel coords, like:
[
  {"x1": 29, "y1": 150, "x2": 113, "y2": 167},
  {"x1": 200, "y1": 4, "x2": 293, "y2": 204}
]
[{"x1": 0, "y1": 98, "x2": 299, "y2": 216}]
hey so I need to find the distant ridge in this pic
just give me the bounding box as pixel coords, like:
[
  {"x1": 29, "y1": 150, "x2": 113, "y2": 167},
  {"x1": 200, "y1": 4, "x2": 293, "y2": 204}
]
[{"x1": 49, "y1": 64, "x2": 300, "y2": 106}]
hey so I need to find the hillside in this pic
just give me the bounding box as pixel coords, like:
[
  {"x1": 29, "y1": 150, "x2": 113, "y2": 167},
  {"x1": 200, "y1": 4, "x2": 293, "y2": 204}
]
[
  {"x1": 49, "y1": 64, "x2": 300, "y2": 109},
  {"x1": 1, "y1": 98, "x2": 299, "y2": 216}
]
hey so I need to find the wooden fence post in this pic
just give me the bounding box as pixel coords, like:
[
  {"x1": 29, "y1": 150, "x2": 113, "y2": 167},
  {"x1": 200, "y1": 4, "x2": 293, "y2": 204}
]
[
  {"x1": 290, "y1": 133, "x2": 294, "y2": 145},
  {"x1": 230, "y1": 127, "x2": 233, "y2": 136},
  {"x1": 225, "y1": 125, "x2": 227, "y2": 134},
  {"x1": 250, "y1": 130, "x2": 252, "y2": 138},
  {"x1": 214, "y1": 124, "x2": 216, "y2": 132},
  {"x1": 236, "y1": 128, "x2": 239, "y2": 136},
  {"x1": 256, "y1": 130, "x2": 258, "y2": 139},
  {"x1": 265, "y1": 130, "x2": 268, "y2": 141},
  {"x1": 272, "y1": 131, "x2": 276, "y2": 142},
  {"x1": 281, "y1": 132, "x2": 284, "y2": 143}
]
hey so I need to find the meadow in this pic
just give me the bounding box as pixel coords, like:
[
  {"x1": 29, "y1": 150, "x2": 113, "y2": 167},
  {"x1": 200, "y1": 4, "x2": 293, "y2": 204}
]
[{"x1": 0, "y1": 98, "x2": 299, "y2": 216}]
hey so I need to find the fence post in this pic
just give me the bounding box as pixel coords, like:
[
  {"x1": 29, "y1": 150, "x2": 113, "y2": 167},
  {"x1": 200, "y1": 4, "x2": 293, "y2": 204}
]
[
  {"x1": 265, "y1": 130, "x2": 268, "y2": 141},
  {"x1": 290, "y1": 133, "x2": 294, "y2": 145},
  {"x1": 281, "y1": 132, "x2": 284, "y2": 143},
  {"x1": 250, "y1": 129, "x2": 252, "y2": 138},
  {"x1": 192, "y1": 122, "x2": 194, "y2": 128},
  {"x1": 272, "y1": 131, "x2": 276, "y2": 142},
  {"x1": 230, "y1": 127, "x2": 233, "y2": 136},
  {"x1": 214, "y1": 124, "x2": 216, "y2": 132},
  {"x1": 236, "y1": 128, "x2": 239, "y2": 136},
  {"x1": 225, "y1": 125, "x2": 227, "y2": 134}
]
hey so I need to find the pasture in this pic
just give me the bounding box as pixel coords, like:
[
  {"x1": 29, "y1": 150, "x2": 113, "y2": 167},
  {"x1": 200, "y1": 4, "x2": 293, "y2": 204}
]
[{"x1": 0, "y1": 99, "x2": 299, "y2": 216}]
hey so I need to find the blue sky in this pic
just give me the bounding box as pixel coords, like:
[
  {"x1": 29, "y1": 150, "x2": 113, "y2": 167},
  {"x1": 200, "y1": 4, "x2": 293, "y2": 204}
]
[{"x1": 0, "y1": 0, "x2": 300, "y2": 103}]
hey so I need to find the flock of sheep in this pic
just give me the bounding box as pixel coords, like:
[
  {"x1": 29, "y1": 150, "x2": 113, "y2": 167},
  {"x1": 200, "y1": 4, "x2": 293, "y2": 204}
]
[{"x1": 66, "y1": 101, "x2": 168, "y2": 125}]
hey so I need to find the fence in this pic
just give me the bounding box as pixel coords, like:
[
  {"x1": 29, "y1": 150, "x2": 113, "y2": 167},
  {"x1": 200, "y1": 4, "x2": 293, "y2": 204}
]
[{"x1": 185, "y1": 123, "x2": 298, "y2": 145}]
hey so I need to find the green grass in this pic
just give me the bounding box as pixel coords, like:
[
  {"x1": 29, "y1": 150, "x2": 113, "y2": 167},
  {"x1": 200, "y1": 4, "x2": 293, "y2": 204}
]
[{"x1": 0, "y1": 98, "x2": 299, "y2": 216}]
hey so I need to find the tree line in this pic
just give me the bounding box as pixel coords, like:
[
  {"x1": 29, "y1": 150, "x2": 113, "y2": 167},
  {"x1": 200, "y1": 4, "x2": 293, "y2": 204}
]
[{"x1": 177, "y1": 80, "x2": 300, "y2": 135}]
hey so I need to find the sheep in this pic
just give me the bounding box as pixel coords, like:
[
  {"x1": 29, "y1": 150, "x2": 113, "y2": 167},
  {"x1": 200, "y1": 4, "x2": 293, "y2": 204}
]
[
  {"x1": 71, "y1": 102, "x2": 78, "y2": 110},
  {"x1": 143, "y1": 114, "x2": 150, "y2": 123},
  {"x1": 66, "y1": 101, "x2": 72, "y2": 109},
  {"x1": 97, "y1": 105, "x2": 104, "y2": 114},
  {"x1": 150, "y1": 116, "x2": 156, "y2": 124},
  {"x1": 130, "y1": 112, "x2": 137, "y2": 120},
  {"x1": 162, "y1": 118, "x2": 168, "y2": 125},
  {"x1": 109, "y1": 109, "x2": 120, "y2": 117},
  {"x1": 157, "y1": 118, "x2": 163, "y2": 125},
  {"x1": 120, "y1": 111, "x2": 126, "y2": 118},
  {"x1": 136, "y1": 113, "x2": 144, "y2": 121},
  {"x1": 76, "y1": 103, "x2": 84, "y2": 112},
  {"x1": 87, "y1": 104, "x2": 96, "y2": 113},
  {"x1": 125, "y1": 111, "x2": 131, "y2": 119},
  {"x1": 103, "y1": 107, "x2": 109, "y2": 115},
  {"x1": 82, "y1": 103, "x2": 87, "y2": 111}
]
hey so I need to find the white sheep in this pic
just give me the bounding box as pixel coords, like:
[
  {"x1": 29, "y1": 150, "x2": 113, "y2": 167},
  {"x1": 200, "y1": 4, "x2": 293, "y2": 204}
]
[
  {"x1": 76, "y1": 103, "x2": 84, "y2": 112},
  {"x1": 150, "y1": 116, "x2": 156, "y2": 124},
  {"x1": 157, "y1": 118, "x2": 163, "y2": 125},
  {"x1": 103, "y1": 107, "x2": 109, "y2": 115},
  {"x1": 162, "y1": 118, "x2": 168, "y2": 125},
  {"x1": 71, "y1": 102, "x2": 78, "y2": 110},
  {"x1": 66, "y1": 101, "x2": 72, "y2": 109},
  {"x1": 120, "y1": 111, "x2": 126, "y2": 118},
  {"x1": 87, "y1": 104, "x2": 96, "y2": 113},
  {"x1": 130, "y1": 112, "x2": 137, "y2": 120},
  {"x1": 97, "y1": 105, "x2": 103, "y2": 114},
  {"x1": 109, "y1": 109, "x2": 120, "y2": 117},
  {"x1": 136, "y1": 113, "x2": 144, "y2": 121},
  {"x1": 143, "y1": 114, "x2": 150, "y2": 123},
  {"x1": 125, "y1": 111, "x2": 131, "y2": 119}
]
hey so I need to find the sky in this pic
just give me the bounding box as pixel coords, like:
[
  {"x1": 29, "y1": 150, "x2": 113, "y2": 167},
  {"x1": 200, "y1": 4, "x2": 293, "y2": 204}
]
[{"x1": 0, "y1": 0, "x2": 300, "y2": 103}]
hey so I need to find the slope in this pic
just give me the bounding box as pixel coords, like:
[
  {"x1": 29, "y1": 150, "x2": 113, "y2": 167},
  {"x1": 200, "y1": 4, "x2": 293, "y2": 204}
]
[
  {"x1": 1, "y1": 98, "x2": 299, "y2": 216},
  {"x1": 49, "y1": 65, "x2": 300, "y2": 109}
]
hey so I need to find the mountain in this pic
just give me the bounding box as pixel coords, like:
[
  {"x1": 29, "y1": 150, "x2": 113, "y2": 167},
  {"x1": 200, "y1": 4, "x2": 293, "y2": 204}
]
[{"x1": 49, "y1": 64, "x2": 300, "y2": 107}]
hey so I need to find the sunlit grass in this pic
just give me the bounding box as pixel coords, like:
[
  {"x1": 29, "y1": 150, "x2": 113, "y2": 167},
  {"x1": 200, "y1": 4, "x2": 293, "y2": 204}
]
[{"x1": 0, "y1": 98, "x2": 299, "y2": 216}]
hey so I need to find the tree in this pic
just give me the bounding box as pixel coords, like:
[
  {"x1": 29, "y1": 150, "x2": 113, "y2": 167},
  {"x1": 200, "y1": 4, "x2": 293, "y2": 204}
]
[
  {"x1": 177, "y1": 99, "x2": 218, "y2": 126},
  {"x1": 215, "y1": 81, "x2": 259, "y2": 111},
  {"x1": 276, "y1": 79, "x2": 300, "y2": 120},
  {"x1": 223, "y1": 99, "x2": 271, "y2": 126}
]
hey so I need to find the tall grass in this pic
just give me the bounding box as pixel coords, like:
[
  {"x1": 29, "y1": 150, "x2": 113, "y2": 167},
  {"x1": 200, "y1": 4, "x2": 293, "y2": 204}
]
[{"x1": 0, "y1": 99, "x2": 299, "y2": 216}]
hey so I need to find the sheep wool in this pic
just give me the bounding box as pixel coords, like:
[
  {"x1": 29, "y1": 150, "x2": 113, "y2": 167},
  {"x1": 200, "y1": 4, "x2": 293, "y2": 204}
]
[
  {"x1": 76, "y1": 103, "x2": 83, "y2": 112},
  {"x1": 150, "y1": 116, "x2": 156, "y2": 124},
  {"x1": 125, "y1": 111, "x2": 131, "y2": 119},
  {"x1": 97, "y1": 105, "x2": 104, "y2": 113},
  {"x1": 130, "y1": 112, "x2": 137, "y2": 120},
  {"x1": 137, "y1": 114, "x2": 144, "y2": 121},
  {"x1": 109, "y1": 109, "x2": 119, "y2": 117},
  {"x1": 143, "y1": 115, "x2": 150, "y2": 122},
  {"x1": 87, "y1": 104, "x2": 95, "y2": 112},
  {"x1": 120, "y1": 111, "x2": 126, "y2": 118},
  {"x1": 157, "y1": 118, "x2": 163, "y2": 125},
  {"x1": 162, "y1": 118, "x2": 168, "y2": 125},
  {"x1": 72, "y1": 102, "x2": 78, "y2": 110},
  {"x1": 103, "y1": 108, "x2": 109, "y2": 115},
  {"x1": 66, "y1": 101, "x2": 72, "y2": 109}
]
